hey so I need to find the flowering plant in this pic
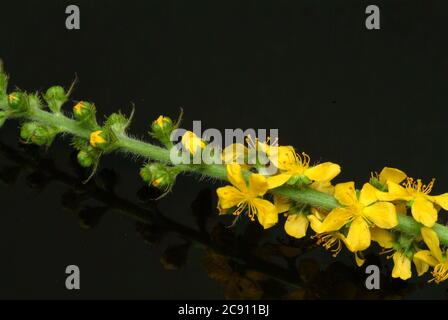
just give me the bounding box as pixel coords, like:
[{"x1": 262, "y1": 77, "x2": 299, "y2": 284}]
[{"x1": 1, "y1": 62, "x2": 448, "y2": 283}]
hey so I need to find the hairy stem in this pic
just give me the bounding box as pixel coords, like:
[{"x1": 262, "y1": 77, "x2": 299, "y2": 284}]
[{"x1": 6, "y1": 106, "x2": 448, "y2": 244}]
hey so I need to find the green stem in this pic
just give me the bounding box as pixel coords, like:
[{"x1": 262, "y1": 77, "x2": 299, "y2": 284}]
[{"x1": 7, "y1": 107, "x2": 448, "y2": 245}]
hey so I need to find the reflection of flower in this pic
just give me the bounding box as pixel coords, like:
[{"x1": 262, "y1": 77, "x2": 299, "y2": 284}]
[{"x1": 202, "y1": 250, "x2": 265, "y2": 299}]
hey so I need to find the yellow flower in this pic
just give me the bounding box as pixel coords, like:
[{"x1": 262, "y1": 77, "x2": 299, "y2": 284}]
[
  {"x1": 265, "y1": 146, "x2": 340, "y2": 189},
  {"x1": 372, "y1": 228, "x2": 430, "y2": 280},
  {"x1": 216, "y1": 163, "x2": 278, "y2": 229},
  {"x1": 152, "y1": 177, "x2": 163, "y2": 187},
  {"x1": 89, "y1": 130, "x2": 106, "y2": 147},
  {"x1": 391, "y1": 252, "x2": 412, "y2": 280},
  {"x1": 154, "y1": 115, "x2": 171, "y2": 128},
  {"x1": 413, "y1": 227, "x2": 448, "y2": 283},
  {"x1": 73, "y1": 101, "x2": 86, "y2": 114},
  {"x1": 286, "y1": 202, "x2": 366, "y2": 267},
  {"x1": 181, "y1": 131, "x2": 205, "y2": 155},
  {"x1": 374, "y1": 167, "x2": 407, "y2": 185},
  {"x1": 8, "y1": 93, "x2": 20, "y2": 104},
  {"x1": 314, "y1": 231, "x2": 366, "y2": 267},
  {"x1": 377, "y1": 178, "x2": 448, "y2": 227},
  {"x1": 221, "y1": 143, "x2": 248, "y2": 164},
  {"x1": 319, "y1": 182, "x2": 398, "y2": 252},
  {"x1": 274, "y1": 195, "x2": 326, "y2": 239}
]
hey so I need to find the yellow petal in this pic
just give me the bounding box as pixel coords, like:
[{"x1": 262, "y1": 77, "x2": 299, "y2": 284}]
[
  {"x1": 274, "y1": 195, "x2": 290, "y2": 214},
  {"x1": 310, "y1": 180, "x2": 335, "y2": 194},
  {"x1": 304, "y1": 162, "x2": 341, "y2": 182},
  {"x1": 431, "y1": 193, "x2": 448, "y2": 210},
  {"x1": 370, "y1": 227, "x2": 394, "y2": 249},
  {"x1": 411, "y1": 196, "x2": 437, "y2": 227},
  {"x1": 413, "y1": 250, "x2": 439, "y2": 268},
  {"x1": 362, "y1": 201, "x2": 398, "y2": 229},
  {"x1": 226, "y1": 163, "x2": 247, "y2": 193},
  {"x1": 379, "y1": 167, "x2": 407, "y2": 184},
  {"x1": 181, "y1": 131, "x2": 205, "y2": 155},
  {"x1": 311, "y1": 207, "x2": 326, "y2": 221},
  {"x1": 222, "y1": 143, "x2": 247, "y2": 164},
  {"x1": 90, "y1": 130, "x2": 106, "y2": 147},
  {"x1": 248, "y1": 174, "x2": 269, "y2": 197},
  {"x1": 266, "y1": 173, "x2": 292, "y2": 189},
  {"x1": 308, "y1": 215, "x2": 323, "y2": 233},
  {"x1": 345, "y1": 216, "x2": 371, "y2": 252},
  {"x1": 284, "y1": 214, "x2": 309, "y2": 239},
  {"x1": 320, "y1": 208, "x2": 353, "y2": 233},
  {"x1": 251, "y1": 198, "x2": 278, "y2": 229},
  {"x1": 216, "y1": 186, "x2": 245, "y2": 209},
  {"x1": 412, "y1": 254, "x2": 430, "y2": 276},
  {"x1": 355, "y1": 252, "x2": 366, "y2": 267},
  {"x1": 420, "y1": 227, "x2": 443, "y2": 262},
  {"x1": 273, "y1": 146, "x2": 298, "y2": 171},
  {"x1": 359, "y1": 183, "x2": 379, "y2": 206},
  {"x1": 392, "y1": 252, "x2": 412, "y2": 280},
  {"x1": 376, "y1": 181, "x2": 410, "y2": 201},
  {"x1": 334, "y1": 182, "x2": 357, "y2": 206}
]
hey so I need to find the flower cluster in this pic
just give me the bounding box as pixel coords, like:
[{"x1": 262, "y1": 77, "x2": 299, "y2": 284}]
[
  {"x1": 216, "y1": 143, "x2": 448, "y2": 283},
  {"x1": 2, "y1": 63, "x2": 448, "y2": 283}
]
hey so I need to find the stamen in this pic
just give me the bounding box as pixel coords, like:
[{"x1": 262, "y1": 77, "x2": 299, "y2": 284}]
[
  {"x1": 403, "y1": 177, "x2": 436, "y2": 194},
  {"x1": 379, "y1": 248, "x2": 395, "y2": 259},
  {"x1": 301, "y1": 152, "x2": 310, "y2": 167},
  {"x1": 314, "y1": 233, "x2": 343, "y2": 257},
  {"x1": 423, "y1": 178, "x2": 435, "y2": 194},
  {"x1": 245, "y1": 135, "x2": 256, "y2": 150},
  {"x1": 431, "y1": 263, "x2": 448, "y2": 284}
]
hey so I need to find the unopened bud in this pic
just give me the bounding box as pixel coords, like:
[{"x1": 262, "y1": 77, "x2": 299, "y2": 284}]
[
  {"x1": 20, "y1": 122, "x2": 56, "y2": 146},
  {"x1": 44, "y1": 86, "x2": 67, "y2": 113},
  {"x1": 139, "y1": 163, "x2": 176, "y2": 190},
  {"x1": 8, "y1": 92, "x2": 26, "y2": 111},
  {"x1": 73, "y1": 101, "x2": 96, "y2": 120},
  {"x1": 77, "y1": 150, "x2": 95, "y2": 168}
]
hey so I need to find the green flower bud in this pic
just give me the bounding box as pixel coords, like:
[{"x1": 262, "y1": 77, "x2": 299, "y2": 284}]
[
  {"x1": 369, "y1": 177, "x2": 387, "y2": 192},
  {"x1": 77, "y1": 150, "x2": 95, "y2": 168},
  {"x1": 73, "y1": 101, "x2": 95, "y2": 119},
  {"x1": 27, "y1": 93, "x2": 44, "y2": 110},
  {"x1": 139, "y1": 163, "x2": 176, "y2": 190},
  {"x1": 89, "y1": 130, "x2": 108, "y2": 149},
  {"x1": 287, "y1": 175, "x2": 311, "y2": 186},
  {"x1": 150, "y1": 115, "x2": 174, "y2": 147},
  {"x1": 152, "y1": 115, "x2": 173, "y2": 134},
  {"x1": 20, "y1": 122, "x2": 57, "y2": 146},
  {"x1": 44, "y1": 86, "x2": 67, "y2": 113},
  {"x1": 105, "y1": 112, "x2": 129, "y2": 132},
  {"x1": 8, "y1": 92, "x2": 27, "y2": 111},
  {"x1": 0, "y1": 111, "x2": 7, "y2": 128}
]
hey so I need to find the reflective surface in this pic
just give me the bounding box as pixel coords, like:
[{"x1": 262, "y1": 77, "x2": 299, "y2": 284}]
[
  {"x1": 0, "y1": 134, "x2": 447, "y2": 299},
  {"x1": 1, "y1": 0, "x2": 448, "y2": 299}
]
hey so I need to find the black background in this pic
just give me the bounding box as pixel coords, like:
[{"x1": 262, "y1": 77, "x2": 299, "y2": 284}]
[{"x1": 0, "y1": 0, "x2": 448, "y2": 299}]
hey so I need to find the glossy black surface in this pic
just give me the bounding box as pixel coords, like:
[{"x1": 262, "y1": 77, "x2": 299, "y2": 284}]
[{"x1": 0, "y1": 0, "x2": 448, "y2": 299}]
